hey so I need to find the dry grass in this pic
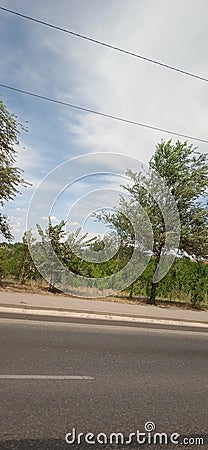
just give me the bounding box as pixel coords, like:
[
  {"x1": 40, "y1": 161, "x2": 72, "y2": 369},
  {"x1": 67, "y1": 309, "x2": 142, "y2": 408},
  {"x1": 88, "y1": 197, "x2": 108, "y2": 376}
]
[{"x1": 0, "y1": 278, "x2": 207, "y2": 310}]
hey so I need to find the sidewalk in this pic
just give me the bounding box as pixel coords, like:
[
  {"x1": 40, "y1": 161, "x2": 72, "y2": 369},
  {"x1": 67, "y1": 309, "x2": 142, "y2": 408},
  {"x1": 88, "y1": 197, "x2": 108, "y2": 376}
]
[{"x1": 0, "y1": 291, "x2": 208, "y2": 329}]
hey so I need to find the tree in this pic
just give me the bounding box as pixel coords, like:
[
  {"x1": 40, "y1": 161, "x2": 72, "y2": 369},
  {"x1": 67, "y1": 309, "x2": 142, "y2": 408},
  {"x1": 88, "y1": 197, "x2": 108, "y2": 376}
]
[
  {"x1": 97, "y1": 140, "x2": 208, "y2": 304},
  {"x1": 35, "y1": 218, "x2": 95, "y2": 292},
  {"x1": 19, "y1": 231, "x2": 39, "y2": 284},
  {"x1": 36, "y1": 218, "x2": 66, "y2": 292},
  {"x1": 0, "y1": 99, "x2": 28, "y2": 239}
]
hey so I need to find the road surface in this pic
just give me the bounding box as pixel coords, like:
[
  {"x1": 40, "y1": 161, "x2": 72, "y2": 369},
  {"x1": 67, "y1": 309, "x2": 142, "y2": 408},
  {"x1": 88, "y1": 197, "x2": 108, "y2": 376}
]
[{"x1": 0, "y1": 318, "x2": 207, "y2": 449}]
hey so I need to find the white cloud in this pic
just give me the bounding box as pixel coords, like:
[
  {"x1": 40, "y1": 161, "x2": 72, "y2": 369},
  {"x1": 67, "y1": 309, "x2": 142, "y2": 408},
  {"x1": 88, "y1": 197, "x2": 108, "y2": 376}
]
[
  {"x1": 1, "y1": 0, "x2": 208, "y2": 241},
  {"x1": 67, "y1": 221, "x2": 80, "y2": 227},
  {"x1": 14, "y1": 207, "x2": 27, "y2": 213},
  {"x1": 16, "y1": 143, "x2": 44, "y2": 172},
  {"x1": 3, "y1": 0, "x2": 208, "y2": 156},
  {"x1": 40, "y1": 215, "x2": 58, "y2": 223}
]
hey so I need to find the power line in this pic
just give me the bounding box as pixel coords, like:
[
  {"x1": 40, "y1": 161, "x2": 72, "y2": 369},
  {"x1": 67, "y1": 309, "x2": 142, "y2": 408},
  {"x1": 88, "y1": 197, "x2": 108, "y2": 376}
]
[
  {"x1": 0, "y1": 6, "x2": 208, "y2": 84},
  {"x1": 1, "y1": 83, "x2": 208, "y2": 144}
]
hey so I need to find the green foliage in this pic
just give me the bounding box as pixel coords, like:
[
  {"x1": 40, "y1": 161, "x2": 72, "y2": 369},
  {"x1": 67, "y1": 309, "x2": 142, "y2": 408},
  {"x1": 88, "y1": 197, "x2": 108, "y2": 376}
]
[
  {"x1": 35, "y1": 218, "x2": 97, "y2": 291},
  {"x1": 0, "y1": 99, "x2": 29, "y2": 239},
  {"x1": 189, "y1": 261, "x2": 208, "y2": 306},
  {"x1": 0, "y1": 242, "x2": 23, "y2": 279},
  {"x1": 149, "y1": 140, "x2": 208, "y2": 259},
  {"x1": 0, "y1": 239, "x2": 39, "y2": 282},
  {"x1": 0, "y1": 237, "x2": 207, "y2": 306},
  {"x1": 19, "y1": 231, "x2": 39, "y2": 283},
  {"x1": 0, "y1": 138, "x2": 207, "y2": 307},
  {"x1": 96, "y1": 140, "x2": 208, "y2": 304}
]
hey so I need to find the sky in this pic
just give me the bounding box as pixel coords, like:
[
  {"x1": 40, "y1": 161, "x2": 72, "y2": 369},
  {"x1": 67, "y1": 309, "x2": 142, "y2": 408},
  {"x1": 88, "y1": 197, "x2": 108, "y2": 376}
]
[{"x1": 0, "y1": 0, "x2": 208, "y2": 242}]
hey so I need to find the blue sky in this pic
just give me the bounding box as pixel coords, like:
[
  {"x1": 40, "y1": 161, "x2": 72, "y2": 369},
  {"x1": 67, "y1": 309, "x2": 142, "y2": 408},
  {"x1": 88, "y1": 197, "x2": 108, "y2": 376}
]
[{"x1": 1, "y1": 0, "x2": 208, "y2": 241}]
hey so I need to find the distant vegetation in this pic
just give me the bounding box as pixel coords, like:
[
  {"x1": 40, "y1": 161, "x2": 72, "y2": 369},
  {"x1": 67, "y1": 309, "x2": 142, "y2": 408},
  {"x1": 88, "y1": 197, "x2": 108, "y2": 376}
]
[
  {"x1": 0, "y1": 99, "x2": 207, "y2": 307},
  {"x1": 0, "y1": 222, "x2": 207, "y2": 308}
]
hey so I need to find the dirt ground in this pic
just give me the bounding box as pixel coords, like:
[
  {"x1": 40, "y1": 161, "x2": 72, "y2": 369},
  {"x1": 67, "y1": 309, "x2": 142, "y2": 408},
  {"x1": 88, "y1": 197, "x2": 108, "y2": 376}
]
[{"x1": 0, "y1": 280, "x2": 207, "y2": 311}]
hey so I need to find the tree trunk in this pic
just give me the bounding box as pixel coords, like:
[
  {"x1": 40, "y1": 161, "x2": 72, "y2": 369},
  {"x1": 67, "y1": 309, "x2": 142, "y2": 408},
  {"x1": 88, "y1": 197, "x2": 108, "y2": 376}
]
[
  {"x1": 20, "y1": 261, "x2": 27, "y2": 285},
  {"x1": 148, "y1": 248, "x2": 162, "y2": 305},
  {"x1": 129, "y1": 282, "x2": 135, "y2": 299},
  {"x1": 48, "y1": 272, "x2": 54, "y2": 292},
  {"x1": 148, "y1": 281, "x2": 158, "y2": 305},
  {"x1": 48, "y1": 271, "x2": 60, "y2": 293}
]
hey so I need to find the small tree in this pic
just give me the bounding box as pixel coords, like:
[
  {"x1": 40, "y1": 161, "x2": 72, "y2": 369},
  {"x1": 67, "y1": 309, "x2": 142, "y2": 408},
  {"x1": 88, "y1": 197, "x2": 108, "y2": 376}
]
[
  {"x1": 36, "y1": 218, "x2": 66, "y2": 292},
  {"x1": 35, "y1": 218, "x2": 95, "y2": 292},
  {"x1": 19, "y1": 231, "x2": 38, "y2": 284},
  {"x1": 0, "y1": 99, "x2": 29, "y2": 239}
]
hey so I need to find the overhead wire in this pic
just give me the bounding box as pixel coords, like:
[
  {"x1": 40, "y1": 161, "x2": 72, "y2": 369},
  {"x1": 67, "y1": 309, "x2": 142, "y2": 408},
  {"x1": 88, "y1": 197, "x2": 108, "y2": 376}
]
[
  {"x1": 0, "y1": 6, "x2": 208, "y2": 83},
  {"x1": 1, "y1": 83, "x2": 208, "y2": 144}
]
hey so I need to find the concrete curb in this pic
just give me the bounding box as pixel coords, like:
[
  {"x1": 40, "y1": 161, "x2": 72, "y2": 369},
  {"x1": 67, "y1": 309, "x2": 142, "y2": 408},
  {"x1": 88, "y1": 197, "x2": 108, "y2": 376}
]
[
  {"x1": 0, "y1": 306, "x2": 207, "y2": 332},
  {"x1": 0, "y1": 302, "x2": 208, "y2": 325}
]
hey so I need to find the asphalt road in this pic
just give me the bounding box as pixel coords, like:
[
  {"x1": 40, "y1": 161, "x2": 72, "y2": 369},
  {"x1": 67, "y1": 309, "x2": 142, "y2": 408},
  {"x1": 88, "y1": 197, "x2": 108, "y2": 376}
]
[{"x1": 0, "y1": 319, "x2": 207, "y2": 449}]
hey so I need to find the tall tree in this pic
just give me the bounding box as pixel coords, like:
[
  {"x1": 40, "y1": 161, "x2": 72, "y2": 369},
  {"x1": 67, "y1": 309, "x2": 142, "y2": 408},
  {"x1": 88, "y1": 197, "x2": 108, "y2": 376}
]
[
  {"x1": 0, "y1": 99, "x2": 28, "y2": 239},
  {"x1": 97, "y1": 140, "x2": 208, "y2": 304}
]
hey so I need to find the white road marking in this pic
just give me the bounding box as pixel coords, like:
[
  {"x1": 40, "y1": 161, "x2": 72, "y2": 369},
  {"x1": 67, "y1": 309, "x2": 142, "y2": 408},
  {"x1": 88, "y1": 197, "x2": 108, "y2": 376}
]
[{"x1": 0, "y1": 375, "x2": 93, "y2": 380}]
